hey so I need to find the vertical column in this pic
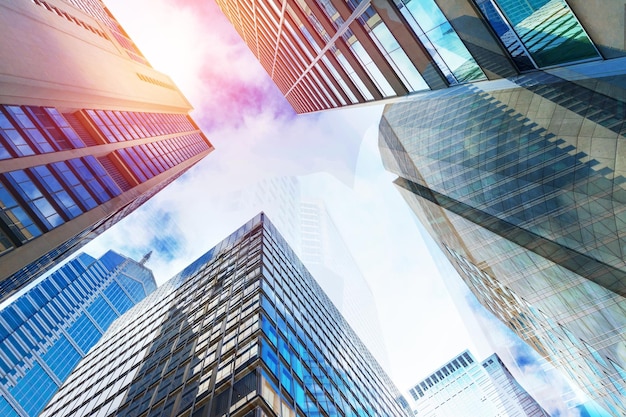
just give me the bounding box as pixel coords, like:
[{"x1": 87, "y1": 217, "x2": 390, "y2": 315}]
[
  {"x1": 370, "y1": 0, "x2": 448, "y2": 90},
  {"x1": 326, "y1": 0, "x2": 409, "y2": 96},
  {"x1": 435, "y1": 0, "x2": 518, "y2": 79}
]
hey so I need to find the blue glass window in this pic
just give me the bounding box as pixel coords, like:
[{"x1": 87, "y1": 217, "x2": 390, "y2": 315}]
[
  {"x1": 31, "y1": 166, "x2": 82, "y2": 219},
  {"x1": 395, "y1": 0, "x2": 485, "y2": 83},
  {"x1": 116, "y1": 274, "x2": 147, "y2": 303},
  {"x1": 4, "y1": 106, "x2": 55, "y2": 153},
  {"x1": 83, "y1": 156, "x2": 122, "y2": 197},
  {"x1": 261, "y1": 315, "x2": 278, "y2": 347},
  {"x1": 280, "y1": 364, "x2": 294, "y2": 397},
  {"x1": 103, "y1": 282, "x2": 134, "y2": 315},
  {"x1": 0, "y1": 112, "x2": 35, "y2": 156},
  {"x1": 50, "y1": 161, "x2": 97, "y2": 210},
  {"x1": 0, "y1": 393, "x2": 21, "y2": 417},
  {"x1": 261, "y1": 338, "x2": 279, "y2": 376},
  {"x1": 477, "y1": 0, "x2": 599, "y2": 67},
  {"x1": 67, "y1": 313, "x2": 102, "y2": 353},
  {"x1": 68, "y1": 159, "x2": 110, "y2": 203},
  {"x1": 86, "y1": 296, "x2": 117, "y2": 330},
  {"x1": 43, "y1": 108, "x2": 85, "y2": 148},
  {"x1": 0, "y1": 183, "x2": 42, "y2": 241},
  {"x1": 8, "y1": 362, "x2": 58, "y2": 416},
  {"x1": 5, "y1": 170, "x2": 64, "y2": 228},
  {"x1": 43, "y1": 334, "x2": 81, "y2": 380}
]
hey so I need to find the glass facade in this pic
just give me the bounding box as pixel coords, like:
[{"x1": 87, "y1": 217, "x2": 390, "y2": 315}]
[
  {"x1": 378, "y1": 64, "x2": 626, "y2": 414},
  {"x1": 41, "y1": 214, "x2": 408, "y2": 417},
  {"x1": 217, "y1": 0, "x2": 617, "y2": 113},
  {"x1": 408, "y1": 351, "x2": 548, "y2": 416},
  {"x1": 0, "y1": 103, "x2": 212, "y2": 302},
  {"x1": 0, "y1": 251, "x2": 156, "y2": 417},
  {"x1": 473, "y1": 0, "x2": 600, "y2": 69},
  {"x1": 0, "y1": 0, "x2": 213, "y2": 303}
]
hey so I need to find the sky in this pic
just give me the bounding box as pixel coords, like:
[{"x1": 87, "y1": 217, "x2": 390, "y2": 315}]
[{"x1": 54, "y1": 0, "x2": 610, "y2": 415}]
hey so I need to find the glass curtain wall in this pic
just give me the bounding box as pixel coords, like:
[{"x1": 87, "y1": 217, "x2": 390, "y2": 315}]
[{"x1": 473, "y1": 0, "x2": 600, "y2": 68}]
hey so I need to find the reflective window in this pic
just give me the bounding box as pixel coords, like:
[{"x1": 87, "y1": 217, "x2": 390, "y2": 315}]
[
  {"x1": 43, "y1": 334, "x2": 81, "y2": 380},
  {"x1": 8, "y1": 363, "x2": 58, "y2": 417},
  {"x1": 86, "y1": 295, "x2": 117, "y2": 330},
  {"x1": 6, "y1": 170, "x2": 63, "y2": 229},
  {"x1": 0, "y1": 112, "x2": 35, "y2": 156},
  {"x1": 67, "y1": 313, "x2": 102, "y2": 353},
  {"x1": 358, "y1": 8, "x2": 429, "y2": 91},
  {"x1": 346, "y1": 38, "x2": 395, "y2": 97},
  {"x1": 4, "y1": 106, "x2": 55, "y2": 153},
  {"x1": 51, "y1": 161, "x2": 98, "y2": 210},
  {"x1": 476, "y1": 0, "x2": 599, "y2": 67},
  {"x1": 103, "y1": 282, "x2": 134, "y2": 315},
  {"x1": 395, "y1": 0, "x2": 485, "y2": 83},
  {"x1": 31, "y1": 166, "x2": 83, "y2": 219}
]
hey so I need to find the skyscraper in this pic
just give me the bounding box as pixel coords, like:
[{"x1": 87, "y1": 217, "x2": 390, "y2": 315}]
[
  {"x1": 408, "y1": 351, "x2": 548, "y2": 417},
  {"x1": 40, "y1": 213, "x2": 408, "y2": 417},
  {"x1": 214, "y1": 0, "x2": 622, "y2": 112},
  {"x1": 378, "y1": 60, "x2": 626, "y2": 414},
  {"x1": 215, "y1": 176, "x2": 390, "y2": 367},
  {"x1": 0, "y1": 250, "x2": 156, "y2": 417},
  {"x1": 0, "y1": 0, "x2": 213, "y2": 301}
]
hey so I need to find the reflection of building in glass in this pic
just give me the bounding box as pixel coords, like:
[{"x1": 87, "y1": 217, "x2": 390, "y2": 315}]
[
  {"x1": 215, "y1": 0, "x2": 624, "y2": 112},
  {"x1": 408, "y1": 351, "x2": 548, "y2": 417},
  {"x1": 299, "y1": 200, "x2": 389, "y2": 368},
  {"x1": 216, "y1": 177, "x2": 389, "y2": 367},
  {"x1": 40, "y1": 214, "x2": 409, "y2": 417},
  {"x1": 0, "y1": 0, "x2": 212, "y2": 302},
  {"x1": 379, "y1": 63, "x2": 626, "y2": 415},
  {"x1": 0, "y1": 251, "x2": 156, "y2": 417}
]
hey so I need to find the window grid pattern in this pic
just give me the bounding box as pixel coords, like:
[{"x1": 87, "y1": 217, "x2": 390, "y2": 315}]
[
  {"x1": 40, "y1": 214, "x2": 408, "y2": 417},
  {"x1": 378, "y1": 72, "x2": 626, "y2": 413},
  {"x1": 0, "y1": 251, "x2": 155, "y2": 417},
  {"x1": 215, "y1": 0, "x2": 441, "y2": 112}
]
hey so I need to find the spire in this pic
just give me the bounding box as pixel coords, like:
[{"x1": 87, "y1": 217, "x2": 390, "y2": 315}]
[{"x1": 139, "y1": 251, "x2": 152, "y2": 265}]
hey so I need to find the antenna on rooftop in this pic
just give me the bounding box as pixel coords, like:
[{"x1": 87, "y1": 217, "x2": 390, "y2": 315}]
[{"x1": 139, "y1": 251, "x2": 153, "y2": 265}]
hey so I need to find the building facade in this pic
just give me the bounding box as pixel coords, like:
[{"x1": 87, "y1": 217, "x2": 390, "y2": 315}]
[
  {"x1": 409, "y1": 351, "x2": 548, "y2": 417},
  {"x1": 0, "y1": 250, "x2": 156, "y2": 417},
  {"x1": 215, "y1": 176, "x2": 390, "y2": 368},
  {"x1": 215, "y1": 0, "x2": 624, "y2": 112},
  {"x1": 378, "y1": 60, "x2": 626, "y2": 414},
  {"x1": 40, "y1": 213, "x2": 408, "y2": 417},
  {"x1": 0, "y1": 0, "x2": 213, "y2": 301}
]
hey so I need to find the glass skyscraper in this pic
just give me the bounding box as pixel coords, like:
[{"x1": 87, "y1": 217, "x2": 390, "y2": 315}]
[
  {"x1": 0, "y1": 250, "x2": 156, "y2": 417},
  {"x1": 214, "y1": 0, "x2": 623, "y2": 112},
  {"x1": 40, "y1": 213, "x2": 408, "y2": 417},
  {"x1": 378, "y1": 61, "x2": 626, "y2": 414},
  {"x1": 408, "y1": 351, "x2": 548, "y2": 417},
  {"x1": 215, "y1": 176, "x2": 390, "y2": 368},
  {"x1": 0, "y1": 0, "x2": 213, "y2": 302}
]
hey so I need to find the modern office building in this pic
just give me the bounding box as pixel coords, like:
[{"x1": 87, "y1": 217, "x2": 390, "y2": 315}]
[
  {"x1": 408, "y1": 351, "x2": 548, "y2": 417},
  {"x1": 378, "y1": 60, "x2": 626, "y2": 414},
  {"x1": 215, "y1": 0, "x2": 624, "y2": 112},
  {"x1": 0, "y1": 0, "x2": 213, "y2": 301},
  {"x1": 216, "y1": 176, "x2": 390, "y2": 367},
  {"x1": 40, "y1": 213, "x2": 408, "y2": 417},
  {"x1": 0, "y1": 250, "x2": 156, "y2": 417}
]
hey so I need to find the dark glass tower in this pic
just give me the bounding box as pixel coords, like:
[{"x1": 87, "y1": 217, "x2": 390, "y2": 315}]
[
  {"x1": 0, "y1": 0, "x2": 213, "y2": 301},
  {"x1": 378, "y1": 64, "x2": 626, "y2": 414},
  {"x1": 215, "y1": 0, "x2": 624, "y2": 112},
  {"x1": 40, "y1": 214, "x2": 408, "y2": 417},
  {"x1": 0, "y1": 250, "x2": 156, "y2": 417}
]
